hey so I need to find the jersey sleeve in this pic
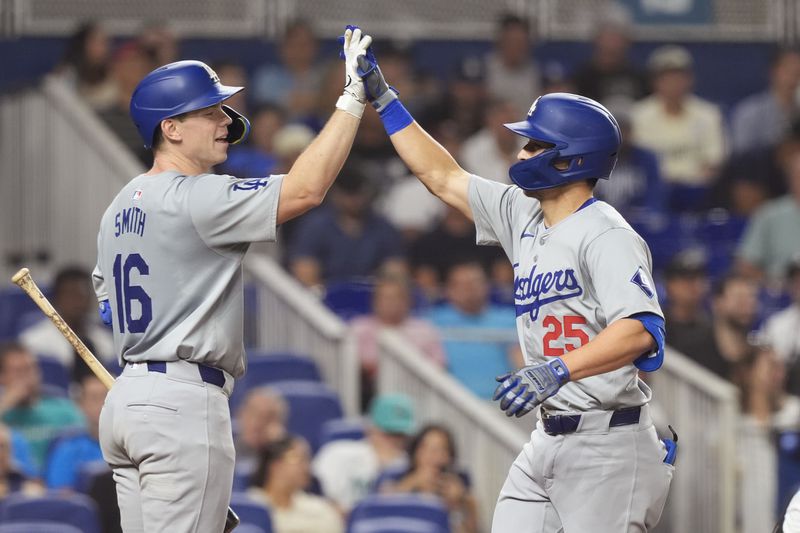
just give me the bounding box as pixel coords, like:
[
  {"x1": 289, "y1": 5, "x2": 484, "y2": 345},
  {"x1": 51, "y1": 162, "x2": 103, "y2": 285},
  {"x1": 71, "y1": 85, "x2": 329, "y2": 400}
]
[
  {"x1": 468, "y1": 175, "x2": 527, "y2": 253},
  {"x1": 584, "y1": 228, "x2": 663, "y2": 324},
  {"x1": 92, "y1": 264, "x2": 107, "y2": 302},
  {"x1": 188, "y1": 174, "x2": 285, "y2": 248}
]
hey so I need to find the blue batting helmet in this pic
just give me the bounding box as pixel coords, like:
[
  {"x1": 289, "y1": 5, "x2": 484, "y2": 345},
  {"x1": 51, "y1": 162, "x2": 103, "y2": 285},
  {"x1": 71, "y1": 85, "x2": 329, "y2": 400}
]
[
  {"x1": 130, "y1": 60, "x2": 250, "y2": 149},
  {"x1": 504, "y1": 93, "x2": 621, "y2": 191}
]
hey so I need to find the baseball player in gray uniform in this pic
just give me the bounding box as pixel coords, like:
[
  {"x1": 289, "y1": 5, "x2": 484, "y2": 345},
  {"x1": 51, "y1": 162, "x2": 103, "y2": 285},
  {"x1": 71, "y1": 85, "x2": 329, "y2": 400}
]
[
  {"x1": 352, "y1": 40, "x2": 675, "y2": 532},
  {"x1": 92, "y1": 28, "x2": 374, "y2": 532}
]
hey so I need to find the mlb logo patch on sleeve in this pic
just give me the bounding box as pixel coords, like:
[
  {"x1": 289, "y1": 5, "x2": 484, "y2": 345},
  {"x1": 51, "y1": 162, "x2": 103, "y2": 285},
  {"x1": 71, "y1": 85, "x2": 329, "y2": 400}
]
[{"x1": 630, "y1": 267, "x2": 655, "y2": 298}]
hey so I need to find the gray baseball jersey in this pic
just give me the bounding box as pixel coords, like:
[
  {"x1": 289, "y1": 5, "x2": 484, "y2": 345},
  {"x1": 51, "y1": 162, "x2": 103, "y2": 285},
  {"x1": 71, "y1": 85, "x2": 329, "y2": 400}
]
[
  {"x1": 92, "y1": 171, "x2": 284, "y2": 378},
  {"x1": 468, "y1": 175, "x2": 662, "y2": 412}
]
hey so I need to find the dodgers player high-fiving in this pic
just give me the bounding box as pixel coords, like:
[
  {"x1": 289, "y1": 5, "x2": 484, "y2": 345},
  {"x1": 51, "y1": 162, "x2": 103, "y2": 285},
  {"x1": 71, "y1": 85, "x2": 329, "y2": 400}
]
[
  {"x1": 92, "y1": 28, "x2": 373, "y2": 533},
  {"x1": 351, "y1": 35, "x2": 674, "y2": 532}
]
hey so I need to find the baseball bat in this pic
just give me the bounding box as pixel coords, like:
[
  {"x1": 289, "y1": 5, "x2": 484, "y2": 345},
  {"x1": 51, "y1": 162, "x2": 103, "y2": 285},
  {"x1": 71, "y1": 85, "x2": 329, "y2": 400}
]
[{"x1": 10, "y1": 267, "x2": 240, "y2": 532}]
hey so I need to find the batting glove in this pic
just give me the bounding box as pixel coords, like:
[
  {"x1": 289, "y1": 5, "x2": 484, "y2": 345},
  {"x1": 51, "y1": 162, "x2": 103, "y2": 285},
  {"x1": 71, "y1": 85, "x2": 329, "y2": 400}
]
[
  {"x1": 355, "y1": 45, "x2": 398, "y2": 114},
  {"x1": 98, "y1": 300, "x2": 112, "y2": 327},
  {"x1": 335, "y1": 25, "x2": 372, "y2": 118},
  {"x1": 493, "y1": 358, "x2": 570, "y2": 418}
]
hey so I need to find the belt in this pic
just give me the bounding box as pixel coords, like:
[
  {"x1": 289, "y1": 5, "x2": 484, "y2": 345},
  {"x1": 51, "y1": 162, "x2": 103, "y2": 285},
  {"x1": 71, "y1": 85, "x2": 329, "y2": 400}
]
[
  {"x1": 128, "y1": 361, "x2": 226, "y2": 388},
  {"x1": 542, "y1": 406, "x2": 641, "y2": 436}
]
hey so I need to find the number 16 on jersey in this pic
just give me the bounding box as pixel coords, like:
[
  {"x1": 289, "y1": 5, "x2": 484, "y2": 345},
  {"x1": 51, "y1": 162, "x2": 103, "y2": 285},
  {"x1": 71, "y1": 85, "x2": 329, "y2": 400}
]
[{"x1": 112, "y1": 253, "x2": 152, "y2": 333}]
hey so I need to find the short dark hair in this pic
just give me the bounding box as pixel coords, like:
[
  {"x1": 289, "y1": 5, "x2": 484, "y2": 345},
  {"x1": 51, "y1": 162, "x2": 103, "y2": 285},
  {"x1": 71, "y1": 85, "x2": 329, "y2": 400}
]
[
  {"x1": 53, "y1": 266, "x2": 90, "y2": 295},
  {"x1": 498, "y1": 13, "x2": 529, "y2": 34},
  {"x1": 712, "y1": 272, "x2": 754, "y2": 298},
  {"x1": 0, "y1": 342, "x2": 30, "y2": 373}
]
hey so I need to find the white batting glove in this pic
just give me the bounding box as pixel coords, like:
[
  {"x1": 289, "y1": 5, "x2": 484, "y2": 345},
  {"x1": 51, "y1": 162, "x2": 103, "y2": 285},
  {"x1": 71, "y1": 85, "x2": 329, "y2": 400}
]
[{"x1": 336, "y1": 25, "x2": 372, "y2": 118}]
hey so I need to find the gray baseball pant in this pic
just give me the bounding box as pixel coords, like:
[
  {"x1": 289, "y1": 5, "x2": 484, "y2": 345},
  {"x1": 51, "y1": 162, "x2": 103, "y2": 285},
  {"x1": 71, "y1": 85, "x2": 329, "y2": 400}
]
[
  {"x1": 491, "y1": 404, "x2": 674, "y2": 533},
  {"x1": 99, "y1": 360, "x2": 236, "y2": 533}
]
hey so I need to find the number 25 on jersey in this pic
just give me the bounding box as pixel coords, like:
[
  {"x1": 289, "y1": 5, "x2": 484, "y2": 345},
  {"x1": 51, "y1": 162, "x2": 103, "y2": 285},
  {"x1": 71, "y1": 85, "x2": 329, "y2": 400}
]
[
  {"x1": 112, "y1": 253, "x2": 152, "y2": 333},
  {"x1": 542, "y1": 315, "x2": 589, "y2": 356}
]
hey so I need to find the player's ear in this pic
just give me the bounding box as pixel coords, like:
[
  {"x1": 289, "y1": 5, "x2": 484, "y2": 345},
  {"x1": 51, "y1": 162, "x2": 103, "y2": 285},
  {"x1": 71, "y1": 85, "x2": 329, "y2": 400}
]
[{"x1": 160, "y1": 118, "x2": 183, "y2": 144}]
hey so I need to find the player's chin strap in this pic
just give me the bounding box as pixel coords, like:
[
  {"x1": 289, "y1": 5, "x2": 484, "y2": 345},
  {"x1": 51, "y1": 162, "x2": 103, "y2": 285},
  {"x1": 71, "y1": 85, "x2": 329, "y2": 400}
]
[{"x1": 223, "y1": 105, "x2": 250, "y2": 145}]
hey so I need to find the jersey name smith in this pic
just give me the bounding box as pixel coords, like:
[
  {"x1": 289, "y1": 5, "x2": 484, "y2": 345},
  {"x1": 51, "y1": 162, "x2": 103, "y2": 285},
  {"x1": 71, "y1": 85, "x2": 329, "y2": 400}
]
[
  {"x1": 114, "y1": 207, "x2": 147, "y2": 237},
  {"x1": 514, "y1": 263, "x2": 583, "y2": 321}
]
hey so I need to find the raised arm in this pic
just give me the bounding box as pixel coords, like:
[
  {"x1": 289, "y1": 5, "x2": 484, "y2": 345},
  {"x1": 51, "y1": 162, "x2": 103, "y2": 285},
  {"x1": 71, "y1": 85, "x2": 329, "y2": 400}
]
[
  {"x1": 356, "y1": 44, "x2": 472, "y2": 219},
  {"x1": 276, "y1": 27, "x2": 371, "y2": 225}
]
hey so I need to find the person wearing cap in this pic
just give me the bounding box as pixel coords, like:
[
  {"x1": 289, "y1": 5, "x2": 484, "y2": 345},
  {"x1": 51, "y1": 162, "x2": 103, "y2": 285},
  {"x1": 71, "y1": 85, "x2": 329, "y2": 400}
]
[
  {"x1": 630, "y1": 45, "x2": 726, "y2": 211},
  {"x1": 311, "y1": 393, "x2": 415, "y2": 513},
  {"x1": 663, "y1": 251, "x2": 731, "y2": 378},
  {"x1": 460, "y1": 99, "x2": 524, "y2": 185}
]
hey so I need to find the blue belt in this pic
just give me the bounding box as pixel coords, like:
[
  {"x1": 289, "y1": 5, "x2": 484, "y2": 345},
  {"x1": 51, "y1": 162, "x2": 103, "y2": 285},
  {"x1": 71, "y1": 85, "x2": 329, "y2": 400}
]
[
  {"x1": 542, "y1": 406, "x2": 641, "y2": 435},
  {"x1": 129, "y1": 361, "x2": 226, "y2": 388}
]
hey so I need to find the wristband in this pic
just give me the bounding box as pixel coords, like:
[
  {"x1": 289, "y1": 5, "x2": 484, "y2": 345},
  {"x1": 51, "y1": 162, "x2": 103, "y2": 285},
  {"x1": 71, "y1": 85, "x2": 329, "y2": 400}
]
[
  {"x1": 335, "y1": 92, "x2": 366, "y2": 119},
  {"x1": 378, "y1": 99, "x2": 414, "y2": 135}
]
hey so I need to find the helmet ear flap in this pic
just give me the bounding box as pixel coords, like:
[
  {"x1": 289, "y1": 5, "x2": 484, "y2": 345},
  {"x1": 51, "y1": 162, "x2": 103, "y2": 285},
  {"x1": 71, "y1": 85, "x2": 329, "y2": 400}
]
[{"x1": 222, "y1": 105, "x2": 250, "y2": 145}]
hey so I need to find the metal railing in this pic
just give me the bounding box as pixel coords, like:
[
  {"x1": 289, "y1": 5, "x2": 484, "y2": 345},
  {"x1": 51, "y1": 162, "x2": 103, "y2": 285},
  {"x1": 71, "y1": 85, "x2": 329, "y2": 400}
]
[
  {"x1": 243, "y1": 253, "x2": 361, "y2": 416},
  {"x1": 0, "y1": 75, "x2": 144, "y2": 282},
  {"x1": 649, "y1": 347, "x2": 740, "y2": 533},
  {"x1": 376, "y1": 328, "x2": 529, "y2": 532}
]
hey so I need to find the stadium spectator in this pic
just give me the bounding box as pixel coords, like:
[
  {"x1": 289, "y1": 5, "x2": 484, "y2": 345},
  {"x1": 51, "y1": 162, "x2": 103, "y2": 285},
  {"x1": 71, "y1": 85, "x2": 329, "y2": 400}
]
[
  {"x1": 212, "y1": 61, "x2": 249, "y2": 117},
  {"x1": 459, "y1": 99, "x2": 520, "y2": 185},
  {"x1": 593, "y1": 100, "x2": 666, "y2": 218},
  {"x1": 19, "y1": 266, "x2": 115, "y2": 383},
  {"x1": 731, "y1": 48, "x2": 800, "y2": 155},
  {"x1": 252, "y1": 19, "x2": 324, "y2": 124},
  {"x1": 55, "y1": 21, "x2": 118, "y2": 111},
  {"x1": 99, "y1": 40, "x2": 155, "y2": 165},
  {"x1": 572, "y1": 7, "x2": 648, "y2": 103},
  {"x1": 485, "y1": 14, "x2": 541, "y2": 115},
  {"x1": 234, "y1": 387, "x2": 288, "y2": 476},
  {"x1": 0, "y1": 422, "x2": 42, "y2": 500},
  {"x1": 249, "y1": 434, "x2": 343, "y2": 533},
  {"x1": 44, "y1": 375, "x2": 106, "y2": 490},
  {"x1": 712, "y1": 274, "x2": 760, "y2": 366},
  {"x1": 273, "y1": 123, "x2": 316, "y2": 173},
  {"x1": 663, "y1": 251, "x2": 730, "y2": 378},
  {"x1": 427, "y1": 261, "x2": 522, "y2": 399},
  {"x1": 138, "y1": 21, "x2": 179, "y2": 67},
  {"x1": 312, "y1": 393, "x2": 414, "y2": 513},
  {"x1": 733, "y1": 342, "x2": 800, "y2": 533},
  {"x1": 710, "y1": 119, "x2": 800, "y2": 215},
  {"x1": 350, "y1": 273, "x2": 446, "y2": 408},
  {"x1": 761, "y1": 256, "x2": 800, "y2": 392},
  {"x1": 217, "y1": 104, "x2": 286, "y2": 179},
  {"x1": 378, "y1": 170, "x2": 447, "y2": 242},
  {"x1": 410, "y1": 206, "x2": 507, "y2": 303},
  {"x1": 0, "y1": 343, "x2": 83, "y2": 472},
  {"x1": 379, "y1": 424, "x2": 479, "y2": 533},
  {"x1": 288, "y1": 161, "x2": 405, "y2": 288},
  {"x1": 737, "y1": 150, "x2": 800, "y2": 282},
  {"x1": 425, "y1": 55, "x2": 488, "y2": 140},
  {"x1": 631, "y1": 45, "x2": 726, "y2": 211}
]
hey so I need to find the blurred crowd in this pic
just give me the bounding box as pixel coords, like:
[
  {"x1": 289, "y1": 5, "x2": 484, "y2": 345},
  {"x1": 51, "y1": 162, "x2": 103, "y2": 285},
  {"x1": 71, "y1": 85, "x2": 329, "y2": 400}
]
[{"x1": 2, "y1": 5, "x2": 800, "y2": 532}]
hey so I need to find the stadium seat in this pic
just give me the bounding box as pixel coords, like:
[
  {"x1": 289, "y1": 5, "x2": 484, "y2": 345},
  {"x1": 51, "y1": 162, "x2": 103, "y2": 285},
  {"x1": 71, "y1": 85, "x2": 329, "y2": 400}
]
[
  {"x1": 75, "y1": 460, "x2": 111, "y2": 493},
  {"x1": 1, "y1": 492, "x2": 101, "y2": 533},
  {"x1": 229, "y1": 492, "x2": 273, "y2": 533},
  {"x1": 346, "y1": 494, "x2": 450, "y2": 533},
  {"x1": 350, "y1": 517, "x2": 445, "y2": 533},
  {"x1": 319, "y1": 417, "x2": 366, "y2": 446},
  {"x1": 231, "y1": 352, "x2": 322, "y2": 412},
  {"x1": 0, "y1": 288, "x2": 45, "y2": 341},
  {"x1": 269, "y1": 380, "x2": 344, "y2": 453},
  {"x1": 36, "y1": 355, "x2": 70, "y2": 394},
  {"x1": 323, "y1": 279, "x2": 374, "y2": 320},
  {"x1": 0, "y1": 522, "x2": 83, "y2": 533}
]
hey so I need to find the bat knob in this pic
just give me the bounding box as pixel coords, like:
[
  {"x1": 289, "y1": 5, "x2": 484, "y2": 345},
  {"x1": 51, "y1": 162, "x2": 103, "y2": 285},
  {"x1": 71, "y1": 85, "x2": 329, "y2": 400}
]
[{"x1": 11, "y1": 268, "x2": 30, "y2": 285}]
